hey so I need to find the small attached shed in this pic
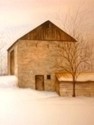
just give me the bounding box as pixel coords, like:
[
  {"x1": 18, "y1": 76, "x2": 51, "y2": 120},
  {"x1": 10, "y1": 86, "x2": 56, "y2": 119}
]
[
  {"x1": 56, "y1": 73, "x2": 94, "y2": 96},
  {"x1": 7, "y1": 20, "x2": 76, "y2": 91}
]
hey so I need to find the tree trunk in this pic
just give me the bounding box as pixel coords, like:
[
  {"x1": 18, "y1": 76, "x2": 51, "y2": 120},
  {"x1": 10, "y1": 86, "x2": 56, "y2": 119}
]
[{"x1": 72, "y1": 76, "x2": 76, "y2": 97}]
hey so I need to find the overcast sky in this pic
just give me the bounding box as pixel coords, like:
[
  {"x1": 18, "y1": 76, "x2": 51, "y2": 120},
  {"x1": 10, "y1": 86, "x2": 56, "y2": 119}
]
[
  {"x1": 0, "y1": 0, "x2": 94, "y2": 44},
  {"x1": 0, "y1": 0, "x2": 94, "y2": 73}
]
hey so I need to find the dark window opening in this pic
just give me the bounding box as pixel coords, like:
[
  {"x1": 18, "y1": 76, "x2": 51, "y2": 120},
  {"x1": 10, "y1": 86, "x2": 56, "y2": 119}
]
[{"x1": 47, "y1": 75, "x2": 51, "y2": 80}]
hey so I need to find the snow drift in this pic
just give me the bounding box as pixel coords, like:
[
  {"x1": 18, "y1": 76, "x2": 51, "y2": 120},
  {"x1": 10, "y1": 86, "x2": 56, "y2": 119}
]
[{"x1": 0, "y1": 75, "x2": 18, "y2": 88}]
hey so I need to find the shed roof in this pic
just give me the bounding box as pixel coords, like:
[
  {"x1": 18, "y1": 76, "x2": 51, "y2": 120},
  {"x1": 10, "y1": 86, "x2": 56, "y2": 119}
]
[
  {"x1": 56, "y1": 73, "x2": 94, "y2": 82},
  {"x1": 8, "y1": 20, "x2": 76, "y2": 51}
]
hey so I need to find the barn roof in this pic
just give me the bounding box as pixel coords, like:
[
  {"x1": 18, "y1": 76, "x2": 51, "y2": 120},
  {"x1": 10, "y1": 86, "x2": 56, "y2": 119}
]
[{"x1": 8, "y1": 20, "x2": 76, "y2": 51}]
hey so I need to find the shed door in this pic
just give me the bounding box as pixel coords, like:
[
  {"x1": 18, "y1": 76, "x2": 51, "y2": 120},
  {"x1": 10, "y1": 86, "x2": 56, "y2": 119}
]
[
  {"x1": 35, "y1": 75, "x2": 44, "y2": 90},
  {"x1": 10, "y1": 50, "x2": 15, "y2": 75}
]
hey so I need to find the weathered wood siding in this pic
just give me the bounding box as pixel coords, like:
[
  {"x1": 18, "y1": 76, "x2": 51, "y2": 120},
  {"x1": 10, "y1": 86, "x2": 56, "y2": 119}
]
[
  {"x1": 59, "y1": 82, "x2": 73, "y2": 96},
  {"x1": 76, "y1": 82, "x2": 94, "y2": 96},
  {"x1": 57, "y1": 81, "x2": 94, "y2": 96},
  {"x1": 20, "y1": 21, "x2": 76, "y2": 42},
  {"x1": 55, "y1": 77, "x2": 60, "y2": 95}
]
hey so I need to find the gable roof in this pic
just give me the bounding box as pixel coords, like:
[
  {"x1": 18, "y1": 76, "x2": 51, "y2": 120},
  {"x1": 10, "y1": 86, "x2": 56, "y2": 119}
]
[
  {"x1": 8, "y1": 20, "x2": 76, "y2": 51},
  {"x1": 19, "y1": 20, "x2": 76, "y2": 41}
]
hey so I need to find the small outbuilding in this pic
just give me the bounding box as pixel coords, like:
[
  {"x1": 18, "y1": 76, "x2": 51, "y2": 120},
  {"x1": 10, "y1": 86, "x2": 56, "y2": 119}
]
[
  {"x1": 56, "y1": 73, "x2": 94, "y2": 96},
  {"x1": 7, "y1": 20, "x2": 76, "y2": 91}
]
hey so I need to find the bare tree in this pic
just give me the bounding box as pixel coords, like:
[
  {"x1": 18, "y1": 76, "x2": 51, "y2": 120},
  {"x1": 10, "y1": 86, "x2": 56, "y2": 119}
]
[
  {"x1": 56, "y1": 38, "x2": 92, "y2": 97},
  {"x1": 55, "y1": 5, "x2": 93, "y2": 97}
]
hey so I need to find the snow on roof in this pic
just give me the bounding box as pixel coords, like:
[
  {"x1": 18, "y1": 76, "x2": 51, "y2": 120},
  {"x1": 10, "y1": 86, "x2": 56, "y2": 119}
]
[{"x1": 56, "y1": 73, "x2": 94, "y2": 82}]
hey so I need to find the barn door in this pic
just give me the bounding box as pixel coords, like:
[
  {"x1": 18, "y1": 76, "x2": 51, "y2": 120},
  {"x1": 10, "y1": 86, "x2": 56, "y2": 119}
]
[
  {"x1": 10, "y1": 50, "x2": 15, "y2": 75},
  {"x1": 35, "y1": 75, "x2": 44, "y2": 90}
]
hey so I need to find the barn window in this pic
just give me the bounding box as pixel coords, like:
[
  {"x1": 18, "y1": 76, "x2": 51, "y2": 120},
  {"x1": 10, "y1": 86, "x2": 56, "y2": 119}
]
[{"x1": 47, "y1": 75, "x2": 51, "y2": 80}]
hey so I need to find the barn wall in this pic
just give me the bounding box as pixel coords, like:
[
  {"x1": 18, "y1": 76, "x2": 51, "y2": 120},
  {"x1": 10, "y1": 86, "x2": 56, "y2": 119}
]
[
  {"x1": 8, "y1": 44, "x2": 18, "y2": 76},
  {"x1": 58, "y1": 81, "x2": 94, "y2": 96},
  {"x1": 55, "y1": 77, "x2": 60, "y2": 95},
  {"x1": 59, "y1": 82, "x2": 73, "y2": 96},
  {"x1": 17, "y1": 40, "x2": 63, "y2": 90},
  {"x1": 76, "y1": 82, "x2": 94, "y2": 96}
]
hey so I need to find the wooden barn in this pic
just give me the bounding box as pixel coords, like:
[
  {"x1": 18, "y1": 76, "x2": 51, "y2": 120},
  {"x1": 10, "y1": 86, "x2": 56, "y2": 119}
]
[
  {"x1": 56, "y1": 73, "x2": 94, "y2": 96},
  {"x1": 7, "y1": 20, "x2": 76, "y2": 91}
]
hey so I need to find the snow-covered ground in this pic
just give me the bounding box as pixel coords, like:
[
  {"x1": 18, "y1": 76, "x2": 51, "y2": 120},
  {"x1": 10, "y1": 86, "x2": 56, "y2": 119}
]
[
  {"x1": 0, "y1": 76, "x2": 94, "y2": 125},
  {"x1": 0, "y1": 88, "x2": 94, "y2": 125},
  {"x1": 0, "y1": 75, "x2": 18, "y2": 88}
]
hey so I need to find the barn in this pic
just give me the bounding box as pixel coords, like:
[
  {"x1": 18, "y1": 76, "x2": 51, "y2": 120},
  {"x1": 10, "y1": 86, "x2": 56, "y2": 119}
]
[{"x1": 7, "y1": 20, "x2": 76, "y2": 91}]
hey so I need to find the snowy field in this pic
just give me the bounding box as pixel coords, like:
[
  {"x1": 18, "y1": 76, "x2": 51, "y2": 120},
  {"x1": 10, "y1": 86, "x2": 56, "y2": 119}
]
[
  {"x1": 0, "y1": 88, "x2": 94, "y2": 125},
  {"x1": 0, "y1": 76, "x2": 94, "y2": 125}
]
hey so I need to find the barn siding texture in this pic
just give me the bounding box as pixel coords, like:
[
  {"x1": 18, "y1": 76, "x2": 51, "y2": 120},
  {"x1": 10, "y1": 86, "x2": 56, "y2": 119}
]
[
  {"x1": 16, "y1": 40, "x2": 63, "y2": 90},
  {"x1": 20, "y1": 20, "x2": 76, "y2": 41},
  {"x1": 57, "y1": 81, "x2": 94, "y2": 96}
]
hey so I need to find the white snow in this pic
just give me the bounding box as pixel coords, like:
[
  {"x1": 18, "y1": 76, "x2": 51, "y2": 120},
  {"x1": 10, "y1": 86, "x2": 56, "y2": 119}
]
[
  {"x1": 57, "y1": 73, "x2": 94, "y2": 82},
  {"x1": 0, "y1": 75, "x2": 18, "y2": 88},
  {"x1": 0, "y1": 87, "x2": 94, "y2": 125},
  {"x1": 0, "y1": 76, "x2": 94, "y2": 125}
]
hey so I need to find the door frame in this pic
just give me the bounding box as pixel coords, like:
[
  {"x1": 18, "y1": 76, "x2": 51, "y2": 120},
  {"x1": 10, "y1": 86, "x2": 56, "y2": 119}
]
[
  {"x1": 35, "y1": 75, "x2": 44, "y2": 90},
  {"x1": 10, "y1": 50, "x2": 15, "y2": 75}
]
